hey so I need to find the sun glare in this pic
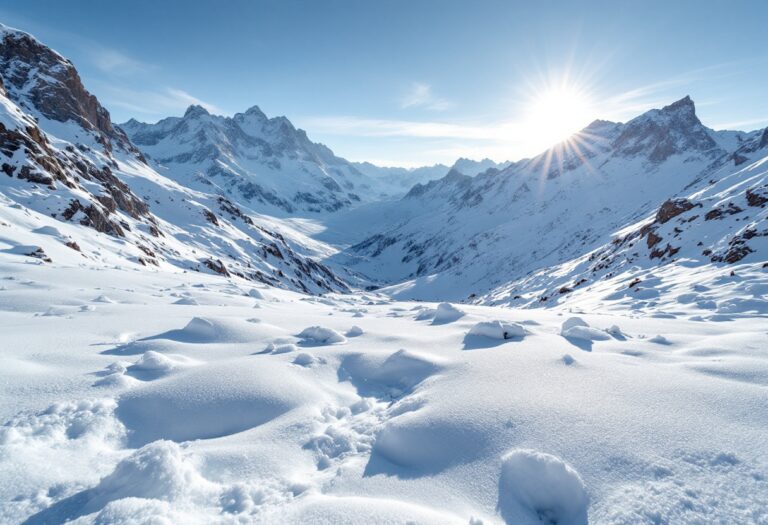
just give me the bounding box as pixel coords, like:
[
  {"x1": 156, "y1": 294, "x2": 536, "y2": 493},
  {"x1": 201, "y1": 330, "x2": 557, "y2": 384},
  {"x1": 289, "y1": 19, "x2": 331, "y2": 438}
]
[{"x1": 523, "y1": 84, "x2": 595, "y2": 152}]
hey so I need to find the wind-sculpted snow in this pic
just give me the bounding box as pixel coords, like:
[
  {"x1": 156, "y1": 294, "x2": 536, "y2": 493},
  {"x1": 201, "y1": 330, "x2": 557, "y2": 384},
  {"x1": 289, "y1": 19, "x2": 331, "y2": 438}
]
[
  {"x1": 1, "y1": 263, "x2": 767, "y2": 523},
  {"x1": 498, "y1": 449, "x2": 589, "y2": 525}
]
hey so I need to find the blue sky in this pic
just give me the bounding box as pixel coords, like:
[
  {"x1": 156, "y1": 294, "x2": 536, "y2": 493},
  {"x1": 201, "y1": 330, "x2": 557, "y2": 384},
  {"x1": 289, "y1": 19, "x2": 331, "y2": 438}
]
[{"x1": 1, "y1": 0, "x2": 767, "y2": 166}]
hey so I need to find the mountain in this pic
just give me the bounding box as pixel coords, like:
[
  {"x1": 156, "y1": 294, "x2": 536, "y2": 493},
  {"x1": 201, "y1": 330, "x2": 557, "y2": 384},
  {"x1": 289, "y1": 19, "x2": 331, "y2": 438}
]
[
  {"x1": 0, "y1": 24, "x2": 348, "y2": 294},
  {"x1": 337, "y1": 96, "x2": 767, "y2": 304},
  {"x1": 352, "y1": 157, "x2": 511, "y2": 196},
  {"x1": 120, "y1": 106, "x2": 381, "y2": 215}
]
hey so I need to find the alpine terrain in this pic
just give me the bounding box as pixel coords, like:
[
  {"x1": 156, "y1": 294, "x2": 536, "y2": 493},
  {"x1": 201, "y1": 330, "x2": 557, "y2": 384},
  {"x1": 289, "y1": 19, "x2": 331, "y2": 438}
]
[{"x1": 0, "y1": 18, "x2": 766, "y2": 525}]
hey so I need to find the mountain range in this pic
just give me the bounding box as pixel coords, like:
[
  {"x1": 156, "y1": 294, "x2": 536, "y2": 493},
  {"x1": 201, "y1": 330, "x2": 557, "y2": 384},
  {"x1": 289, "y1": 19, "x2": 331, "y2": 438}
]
[{"x1": 1, "y1": 22, "x2": 765, "y2": 309}]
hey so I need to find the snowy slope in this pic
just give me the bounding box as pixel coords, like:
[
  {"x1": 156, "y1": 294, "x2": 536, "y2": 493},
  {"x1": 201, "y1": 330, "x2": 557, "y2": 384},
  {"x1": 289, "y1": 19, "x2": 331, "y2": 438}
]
[
  {"x1": 0, "y1": 24, "x2": 348, "y2": 294},
  {"x1": 120, "y1": 106, "x2": 385, "y2": 215},
  {"x1": 339, "y1": 97, "x2": 768, "y2": 303},
  {"x1": 0, "y1": 259, "x2": 766, "y2": 524},
  {"x1": 482, "y1": 152, "x2": 768, "y2": 309}
]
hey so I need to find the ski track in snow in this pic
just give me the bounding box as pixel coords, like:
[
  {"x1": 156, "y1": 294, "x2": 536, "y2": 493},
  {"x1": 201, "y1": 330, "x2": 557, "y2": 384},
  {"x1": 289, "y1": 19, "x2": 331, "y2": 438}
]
[{"x1": 0, "y1": 260, "x2": 766, "y2": 524}]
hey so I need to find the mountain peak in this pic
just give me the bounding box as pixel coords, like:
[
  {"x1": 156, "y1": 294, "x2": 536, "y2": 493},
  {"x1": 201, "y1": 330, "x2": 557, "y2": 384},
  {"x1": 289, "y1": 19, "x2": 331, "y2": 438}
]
[
  {"x1": 660, "y1": 95, "x2": 696, "y2": 116},
  {"x1": 184, "y1": 104, "x2": 210, "y2": 119},
  {"x1": 244, "y1": 105, "x2": 267, "y2": 118}
]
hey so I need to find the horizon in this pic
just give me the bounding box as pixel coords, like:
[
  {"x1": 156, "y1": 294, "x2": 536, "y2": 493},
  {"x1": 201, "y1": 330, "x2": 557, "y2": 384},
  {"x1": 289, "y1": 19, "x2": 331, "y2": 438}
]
[{"x1": 2, "y1": 0, "x2": 768, "y2": 167}]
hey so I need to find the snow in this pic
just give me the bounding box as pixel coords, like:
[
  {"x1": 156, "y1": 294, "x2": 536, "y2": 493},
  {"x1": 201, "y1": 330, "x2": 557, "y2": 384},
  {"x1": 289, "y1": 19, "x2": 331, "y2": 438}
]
[
  {"x1": 297, "y1": 325, "x2": 347, "y2": 345},
  {"x1": 431, "y1": 302, "x2": 465, "y2": 323},
  {"x1": 468, "y1": 320, "x2": 527, "y2": 339},
  {"x1": 498, "y1": 449, "x2": 588, "y2": 525},
  {"x1": 1, "y1": 26, "x2": 767, "y2": 524},
  {"x1": 0, "y1": 257, "x2": 767, "y2": 524}
]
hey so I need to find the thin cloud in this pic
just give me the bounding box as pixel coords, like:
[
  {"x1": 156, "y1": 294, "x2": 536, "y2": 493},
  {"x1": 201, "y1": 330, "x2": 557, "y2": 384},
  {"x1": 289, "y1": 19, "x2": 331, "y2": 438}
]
[
  {"x1": 303, "y1": 115, "x2": 516, "y2": 140},
  {"x1": 99, "y1": 86, "x2": 223, "y2": 121},
  {"x1": 87, "y1": 46, "x2": 153, "y2": 75},
  {"x1": 711, "y1": 116, "x2": 768, "y2": 130},
  {"x1": 401, "y1": 82, "x2": 454, "y2": 111}
]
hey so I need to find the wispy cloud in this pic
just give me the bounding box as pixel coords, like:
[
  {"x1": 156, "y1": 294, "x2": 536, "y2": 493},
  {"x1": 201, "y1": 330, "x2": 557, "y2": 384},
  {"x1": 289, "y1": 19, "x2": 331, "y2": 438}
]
[
  {"x1": 710, "y1": 116, "x2": 768, "y2": 130},
  {"x1": 87, "y1": 47, "x2": 153, "y2": 76},
  {"x1": 304, "y1": 115, "x2": 515, "y2": 140},
  {"x1": 401, "y1": 82, "x2": 454, "y2": 111},
  {"x1": 98, "y1": 86, "x2": 223, "y2": 121}
]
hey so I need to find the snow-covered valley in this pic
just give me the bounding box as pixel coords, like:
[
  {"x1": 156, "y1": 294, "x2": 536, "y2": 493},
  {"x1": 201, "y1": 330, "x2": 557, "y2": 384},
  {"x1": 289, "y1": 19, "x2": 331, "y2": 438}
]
[
  {"x1": 1, "y1": 19, "x2": 767, "y2": 525},
  {"x1": 2, "y1": 260, "x2": 766, "y2": 524}
]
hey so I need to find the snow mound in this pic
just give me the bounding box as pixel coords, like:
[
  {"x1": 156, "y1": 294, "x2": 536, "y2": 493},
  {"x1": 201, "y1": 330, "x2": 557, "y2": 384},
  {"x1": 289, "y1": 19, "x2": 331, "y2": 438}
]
[
  {"x1": 468, "y1": 320, "x2": 526, "y2": 339},
  {"x1": 339, "y1": 349, "x2": 443, "y2": 399},
  {"x1": 88, "y1": 440, "x2": 209, "y2": 508},
  {"x1": 346, "y1": 325, "x2": 364, "y2": 337},
  {"x1": 432, "y1": 302, "x2": 465, "y2": 324},
  {"x1": 560, "y1": 317, "x2": 610, "y2": 341},
  {"x1": 125, "y1": 351, "x2": 198, "y2": 380},
  {"x1": 415, "y1": 308, "x2": 437, "y2": 321},
  {"x1": 93, "y1": 295, "x2": 115, "y2": 304},
  {"x1": 182, "y1": 317, "x2": 217, "y2": 339},
  {"x1": 263, "y1": 342, "x2": 297, "y2": 354},
  {"x1": 116, "y1": 360, "x2": 323, "y2": 446},
  {"x1": 156, "y1": 317, "x2": 267, "y2": 344},
  {"x1": 371, "y1": 415, "x2": 491, "y2": 475},
  {"x1": 293, "y1": 352, "x2": 322, "y2": 367},
  {"x1": 649, "y1": 334, "x2": 671, "y2": 344},
  {"x1": 297, "y1": 325, "x2": 347, "y2": 345},
  {"x1": 247, "y1": 288, "x2": 265, "y2": 300},
  {"x1": 172, "y1": 296, "x2": 198, "y2": 305},
  {"x1": 32, "y1": 225, "x2": 62, "y2": 236},
  {"x1": 498, "y1": 449, "x2": 588, "y2": 525}
]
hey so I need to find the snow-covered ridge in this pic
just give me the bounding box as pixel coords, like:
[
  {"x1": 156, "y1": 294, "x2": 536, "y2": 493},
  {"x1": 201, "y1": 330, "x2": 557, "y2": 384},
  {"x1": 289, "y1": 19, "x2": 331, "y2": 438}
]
[
  {"x1": 338, "y1": 95, "x2": 768, "y2": 305},
  {"x1": 121, "y1": 105, "x2": 382, "y2": 215},
  {"x1": 0, "y1": 23, "x2": 348, "y2": 293}
]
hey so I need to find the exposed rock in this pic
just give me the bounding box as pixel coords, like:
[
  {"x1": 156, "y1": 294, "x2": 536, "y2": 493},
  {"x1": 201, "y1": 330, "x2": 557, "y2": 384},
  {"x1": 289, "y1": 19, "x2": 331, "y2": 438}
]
[
  {"x1": 656, "y1": 199, "x2": 697, "y2": 224},
  {"x1": 746, "y1": 186, "x2": 768, "y2": 207},
  {"x1": 204, "y1": 258, "x2": 230, "y2": 277}
]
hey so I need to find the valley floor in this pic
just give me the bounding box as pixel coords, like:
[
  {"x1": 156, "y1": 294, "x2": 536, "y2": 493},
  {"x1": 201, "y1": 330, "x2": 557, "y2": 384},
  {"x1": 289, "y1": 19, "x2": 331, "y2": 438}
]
[{"x1": 0, "y1": 257, "x2": 766, "y2": 524}]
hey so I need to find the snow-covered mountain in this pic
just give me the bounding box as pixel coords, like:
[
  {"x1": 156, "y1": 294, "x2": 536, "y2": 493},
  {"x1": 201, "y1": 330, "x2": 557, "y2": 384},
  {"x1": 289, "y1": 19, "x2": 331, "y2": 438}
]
[
  {"x1": 2, "y1": 18, "x2": 768, "y2": 525},
  {"x1": 339, "y1": 96, "x2": 767, "y2": 303},
  {"x1": 0, "y1": 24, "x2": 348, "y2": 293},
  {"x1": 120, "y1": 106, "x2": 378, "y2": 215},
  {"x1": 352, "y1": 157, "x2": 511, "y2": 195}
]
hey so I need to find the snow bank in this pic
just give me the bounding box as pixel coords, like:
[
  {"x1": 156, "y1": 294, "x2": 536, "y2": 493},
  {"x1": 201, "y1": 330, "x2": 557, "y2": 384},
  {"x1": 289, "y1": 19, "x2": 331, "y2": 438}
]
[
  {"x1": 88, "y1": 440, "x2": 210, "y2": 508},
  {"x1": 247, "y1": 288, "x2": 265, "y2": 300},
  {"x1": 498, "y1": 449, "x2": 588, "y2": 525},
  {"x1": 346, "y1": 325, "x2": 364, "y2": 337},
  {"x1": 116, "y1": 360, "x2": 323, "y2": 446},
  {"x1": 432, "y1": 302, "x2": 465, "y2": 324},
  {"x1": 297, "y1": 325, "x2": 347, "y2": 345},
  {"x1": 293, "y1": 352, "x2": 322, "y2": 367},
  {"x1": 126, "y1": 351, "x2": 198, "y2": 379},
  {"x1": 372, "y1": 415, "x2": 490, "y2": 475},
  {"x1": 340, "y1": 349, "x2": 443, "y2": 399},
  {"x1": 468, "y1": 320, "x2": 526, "y2": 339},
  {"x1": 181, "y1": 317, "x2": 217, "y2": 340},
  {"x1": 264, "y1": 342, "x2": 297, "y2": 354},
  {"x1": 560, "y1": 317, "x2": 610, "y2": 341}
]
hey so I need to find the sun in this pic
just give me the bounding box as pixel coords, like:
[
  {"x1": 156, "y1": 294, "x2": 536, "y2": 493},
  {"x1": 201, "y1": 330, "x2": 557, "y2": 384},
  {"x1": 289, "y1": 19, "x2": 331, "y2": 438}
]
[{"x1": 523, "y1": 83, "x2": 595, "y2": 152}]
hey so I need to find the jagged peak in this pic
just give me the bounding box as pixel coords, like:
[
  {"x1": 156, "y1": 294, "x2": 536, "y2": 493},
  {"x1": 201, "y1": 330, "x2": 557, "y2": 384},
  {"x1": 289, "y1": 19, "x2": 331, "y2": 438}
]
[
  {"x1": 183, "y1": 105, "x2": 210, "y2": 119},
  {"x1": 244, "y1": 105, "x2": 267, "y2": 119},
  {"x1": 661, "y1": 95, "x2": 695, "y2": 115}
]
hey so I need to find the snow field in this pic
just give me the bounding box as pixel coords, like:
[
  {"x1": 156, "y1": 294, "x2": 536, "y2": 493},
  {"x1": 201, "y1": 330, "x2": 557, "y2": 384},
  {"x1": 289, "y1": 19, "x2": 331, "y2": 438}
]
[{"x1": 0, "y1": 261, "x2": 766, "y2": 524}]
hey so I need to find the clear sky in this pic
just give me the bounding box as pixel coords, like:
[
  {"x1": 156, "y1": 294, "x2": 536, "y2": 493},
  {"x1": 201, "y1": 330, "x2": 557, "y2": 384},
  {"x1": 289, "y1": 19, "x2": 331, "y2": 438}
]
[{"x1": 1, "y1": 0, "x2": 767, "y2": 167}]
